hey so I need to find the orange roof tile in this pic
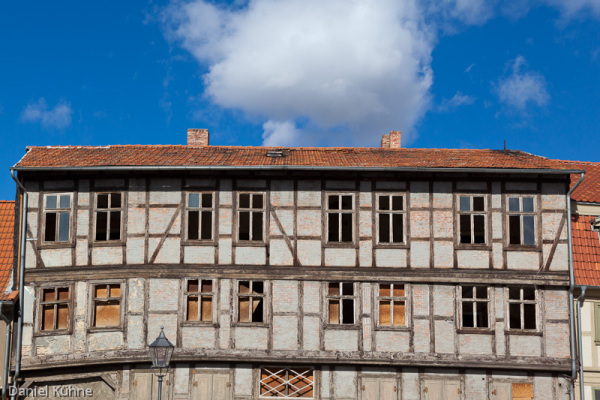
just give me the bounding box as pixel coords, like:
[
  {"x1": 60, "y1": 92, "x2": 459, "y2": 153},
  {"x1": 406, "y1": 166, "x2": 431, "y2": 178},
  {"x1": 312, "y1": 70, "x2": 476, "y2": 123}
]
[
  {"x1": 13, "y1": 145, "x2": 581, "y2": 172},
  {"x1": 0, "y1": 201, "x2": 15, "y2": 301},
  {"x1": 566, "y1": 161, "x2": 600, "y2": 204}
]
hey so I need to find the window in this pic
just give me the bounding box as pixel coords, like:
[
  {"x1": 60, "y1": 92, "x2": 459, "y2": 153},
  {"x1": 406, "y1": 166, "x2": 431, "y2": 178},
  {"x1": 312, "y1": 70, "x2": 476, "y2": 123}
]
[
  {"x1": 376, "y1": 194, "x2": 405, "y2": 244},
  {"x1": 507, "y1": 196, "x2": 536, "y2": 245},
  {"x1": 594, "y1": 388, "x2": 600, "y2": 400},
  {"x1": 378, "y1": 283, "x2": 406, "y2": 327},
  {"x1": 39, "y1": 287, "x2": 70, "y2": 331},
  {"x1": 185, "y1": 279, "x2": 214, "y2": 322},
  {"x1": 460, "y1": 286, "x2": 489, "y2": 328},
  {"x1": 238, "y1": 193, "x2": 265, "y2": 242},
  {"x1": 92, "y1": 284, "x2": 121, "y2": 328},
  {"x1": 260, "y1": 367, "x2": 314, "y2": 398},
  {"x1": 238, "y1": 281, "x2": 265, "y2": 323},
  {"x1": 511, "y1": 383, "x2": 533, "y2": 400},
  {"x1": 43, "y1": 193, "x2": 71, "y2": 242},
  {"x1": 327, "y1": 282, "x2": 355, "y2": 324},
  {"x1": 95, "y1": 192, "x2": 122, "y2": 241},
  {"x1": 458, "y1": 195, "x2": 486, "y2": 244},
  {"x1": 508, "y1": 287, "x2": 536, "y2": 330},
  {"x1": 187, "y1": 192, "x2": 214, "y2": 241},
  {"x1": 327, "y1": 194, "x2": 354, "y2": 243},
  {"x1": 594, "y1": 303, "x2": 600, "y2": 342}
]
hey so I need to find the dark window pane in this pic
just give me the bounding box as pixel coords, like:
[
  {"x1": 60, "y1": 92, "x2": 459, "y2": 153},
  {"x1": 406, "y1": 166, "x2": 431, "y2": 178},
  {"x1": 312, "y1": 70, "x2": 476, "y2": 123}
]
[
  {"x1": 342, "y1": 282, "x2": 354, "y2": 296},
  {"x1": 476, "y1": 286, "x2": 488, "y2": 299},
  {"x1": 473, "y1": 196, "x2": 485, "y2": 211},
  {"x1": 341, "y1": 195, "x2": 352, "y2": 210},
  {"x1": 379, "y1": 284, "x2": 391, "y2": 297},
  {"x1": 59, "y1": 195, "x2": 70, "y2": 209},
  {"x1": 393, "y1": 285, "x2": 405, "y2": 297},
  {"x1": 239, "y1": 194, "x2": 250, "y2": 209},
  {"x1": 459, "y1": 196, "x2": 470, "y2": 211},
  {"x1": 109, "y1": 211, "x2": 120, "y2": 240},
  {"x1": 96, "y1": 211, "x2": 108, "y2": 241},
  {"x1": 239, "y1": 212, "x2": 250, "y2": 241},
  {"x1": 201, "y1": 211, "x2": 212, "y2": 240},
  {"x1": 379, "y1": 196, "x2": 389, "y2": 211},
  {"x1": 97, "y1": 194, "x2": 109, "y2": 209},
  {"x1": 188, "y1": 280, "x2": 199, "y2": 292},
  {"x1": 596, "y1": 390, "x2": 600, "y2": 400},
  {"x1": 111, "y1": 193, "x2": 121, "y2": 208},
  {"x1": 201, "y1": 280, "x2": 212, "y2": 293},
  {"x1": 58, "y1": 212, "x2": 70, "y2": 242},
  {"x1": 509, "y1": 215, "x2": 521, "y2": 245},
  {"x1": 239, "y1": 281, "x2": 250, "y2": 294},
  {"x1": 188, "y1": 211, "x2": 199, "y2": 240},
  {"x1": 341, "y1": 213, "x2": 352, "y2": 242},
  {"x1": 462, "y1": 286, "x2": 474, "y2": 298},
  {"x1": 238, "y1": 297, "x2": 250, "y2": 322},
  {"x1": 329, "y1": 300, "x2": 339, "y2": 324},
  {"x1": 523, "y1": 215, "x2": 535, "y2": 245},
  {"x1": 253, "y1": 281, "x2": 264, "y2": 294},
  {"x1": 392, "y1": 195, "x2": 403, "y2": 211},
  {"x1": 342, "y1": 299, "x2": 354, "y2": 324},
  {"x1": 524, "y1": 304, "x2": 536, "y2": 329},
  {"x1": 508, "y1": 197, "x2": 520, "y2": 212},
  {"x1": 328, "y1": 283, "x2": 340, "y2": 296},
  {"x1": 252, "y1": 298, "x2": 264, "y2": 322},
  {"x1": 476, "y1": 302, "x2": 488, "y2": 327},
  {"x1": 46, "y1": 195, "x2": 57, "y2": 209},
  {"x1": 202, "y1": 193, "x2": 212, "y2": 208},
  {"x1": 523, "y1": 287, "x2": 535, "y2": 300},
  {"x1": 328, "y1": 213, "x2": 339, "y2": 242},
  {"x1": 328, "y1": 195, "x2": 339, "y2": 210},
  {"x1": 252, "y1": 194, "x2": 263, "y2": 209},
  {"x1": 523, "y1": 197, "x2": 534, "y2": 212},
  {"x1": 57, "y1": 288, "x2": 69, "y2": 300},
  {"x1": 462, "y1": 303, "x2": 474, "y2": 327},
  {"x1": 252, "y1": 211, "x2": 263, "y2": 241},
  {"x1": 379, "y1": 214, "x2": 390, "y2": 243},
  {"x1": 509, "y1": 303, "x2": 521, "y2": 329},
  {"x1": 509, "y1": 287, "x2": 521, "y2": 300},
  {"x1": 473, "y1": 215, "x2": 485, "y2": 243},
  {"x1": 392, "y1": 214, "x2": 403, "y2": 243},
  {"x1": 188, "y1": 193, "x2": 200, "y2": 208},
  {"x1": 460, "y1": 215, "x2": 471, "y2": 243},
  {"x1": 43, "y1": 288, "x2": 56, "y2": 302},
  {"x1": 45, "y1": 213, "x2": 57, "y2": 242}
]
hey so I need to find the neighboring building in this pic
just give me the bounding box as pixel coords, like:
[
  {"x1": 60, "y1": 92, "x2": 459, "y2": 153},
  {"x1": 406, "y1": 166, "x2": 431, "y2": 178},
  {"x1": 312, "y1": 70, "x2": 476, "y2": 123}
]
[
  {"x1": 9, "y1": 130, "x2": 581, "y2": 399},
  {"x1": 0, "y1": 201, "x2": 17, "y2": 396},
  {"x1": 569, "y1": 161, "x2": 600, "y2": 400}
]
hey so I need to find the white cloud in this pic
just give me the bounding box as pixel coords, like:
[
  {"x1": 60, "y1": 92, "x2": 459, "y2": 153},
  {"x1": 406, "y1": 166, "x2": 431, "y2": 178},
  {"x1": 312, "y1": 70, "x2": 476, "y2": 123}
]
[
  {"x1": 438, "y1": 92, "x2": 475, "y2": 111},
  {"x1": 20, "y1": 98, "x2": 73, "y2": 130},
  {"x1": 428, "y1": 0, "x2": 497, "y2": 26},
  {"x1": 542, "y1": 0, "x2": 600, "y2": 18},
  {"x1": 164, "y1": 0, "x2": 434, "y2": 146},
  {"x1": 495, "y1": 56, "x2": 549, "y2": 110}
]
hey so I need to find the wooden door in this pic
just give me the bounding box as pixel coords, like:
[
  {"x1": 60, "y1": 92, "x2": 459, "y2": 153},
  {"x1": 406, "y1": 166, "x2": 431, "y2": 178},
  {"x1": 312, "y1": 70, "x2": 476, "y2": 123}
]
[
  {"x1": 444, "y1": 381, "x2": 461, "y2": 400},
  {"x1": 132, "y1": 372, "x2": 172, "y2": 400},
  {"x1": 191, "y1": 373, "x2": 232, "y2": 400},
  {"x1": 422, "y1": 380, "x2": 443, "y2": 400},
  {"x1": 379, "y1": 378, "x2": 398, "y2": 400}
]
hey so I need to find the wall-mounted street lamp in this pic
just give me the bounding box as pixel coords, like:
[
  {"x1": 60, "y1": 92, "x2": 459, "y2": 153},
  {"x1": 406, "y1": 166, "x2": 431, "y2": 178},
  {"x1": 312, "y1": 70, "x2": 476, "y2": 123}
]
[{"x1": 149, "y1": 326, "x2": 175, "y2": 400}]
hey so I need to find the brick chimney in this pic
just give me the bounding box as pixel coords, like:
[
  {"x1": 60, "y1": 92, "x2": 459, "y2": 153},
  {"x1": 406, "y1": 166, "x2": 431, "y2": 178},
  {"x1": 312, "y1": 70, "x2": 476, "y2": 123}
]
[
  {"x1": 187, "y1": 129, "x2": 209, "y2": 146},
  {"x1": 381, "y1": 131, "x2": 401, "y2": 148}
]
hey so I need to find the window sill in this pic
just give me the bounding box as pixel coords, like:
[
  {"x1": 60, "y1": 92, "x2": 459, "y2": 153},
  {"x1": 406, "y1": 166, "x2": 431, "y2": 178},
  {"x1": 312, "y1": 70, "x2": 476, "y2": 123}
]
[
  {"x1": 373, "y1": 243, "x2": 409, "y2": 250},
  {"x1": 233, "y1": 241, "x2": 267, "y2": 248},
  {"x1": 456, "y1": 328, "x2": 494, "y2": 335},
  {"x1": 89, "y1": 241, "x2": 125, "y2": 248},
  {"x1": 504, "y1": 245, "x2": 542, "y2": 252},
  {"x1": 323, "y1": 242, "x2": 358, "y2": 249},
  {"x1": 455, "y1": 244, "x2": 491, "y2": 251},
  {"x1": 324, "y1": 324, "x2": 361, "y2": 330},
  {"x1": 39, "y1": 242, "x2": 75, "y2": 250},
  {"x1": 182, "y1": 240, "x2": 217, "y2": 247},
  {"x1": 374, "y1": 326, "x2": 411, "y2": 332},
  {"x1": 181, "y1": 322, "x2": 219, "y2": 328},
  {"x1": 88, "y1": 327, "x2": 124, "y2": 334},
  {"x1": 33, "y1": 329, "x2": 72, "y2": 337},
  {"x1": 505, "y1": 330, "x2": 542, "y2": 336},
  {"x1": 232, "y1": 322, "x2": 270, "y2": 328}
]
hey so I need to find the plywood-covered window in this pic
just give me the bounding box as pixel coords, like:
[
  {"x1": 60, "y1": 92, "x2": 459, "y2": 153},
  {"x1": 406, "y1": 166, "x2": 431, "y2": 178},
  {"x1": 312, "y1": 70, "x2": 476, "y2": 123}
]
[
  {"x1": 378, "y1": 283, "x2": 406, "y2": 327},
  {"x1": 260, "y1": 367, "x2": 314, "y2": 398},
  {"x1": 511, "y1": 383, "x2": 533, "y2": 400},
  {"x1": 458, "y1": 195, "x2": 486, "y2": 244},
  {"x1": 238, "y1": 280, "x2": 265, "y2": 323},
  {"x1": 508, "y1": 287, "x2": 537, "y2": 330},
  {"x1": 327, "y1": 194, "x2": 354, "y2": 243},
  {"x1": 43, "y1": 193, "x2": 72, "y2": 243},
  {"x1": 460, "y1": 286, "x2": 489, "y2": 328},
  {"x1": 92, "y1": 283, "x2": 121, "y2": 328},
  {"x1": 187, "y1": 192, "x2": 214, "y2": 241},
  {"x1": 95, "y1": 192, "x2": 122, "y2": 241},
  {"x1": 185, "y1": 279, "x2": 214, "y2": 322},
  {"x1": 40, "y1": 287, "x2": 70, "y2": 331},
  {"x1": 238, "y1": 193, "x2": 265, "y2": 242},
  {"x1": 376, "y1": 194, "x2": 405, "y2": 244},
  {"x1": 327, "y1": 282, "x2": 355, "y2": 324},
  {"x1": 507, "y1": 196, "x2": 536, "y2": 246}
]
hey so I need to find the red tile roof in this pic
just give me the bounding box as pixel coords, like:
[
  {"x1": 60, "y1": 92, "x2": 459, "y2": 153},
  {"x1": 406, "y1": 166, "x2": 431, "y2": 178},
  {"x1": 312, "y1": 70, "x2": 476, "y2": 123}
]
[
  {"x1": 0, "y1": 201, "x2": 16, "y2": 301},
  {"x1": 13, "y1": 145, "x2": 581, "y2": 172},
  {"x1": 566, "y1": 161, "x2": 600, "y2": 204},
  {"x1": 573, "y1": 214, "x2": 600, "y2": 286}
]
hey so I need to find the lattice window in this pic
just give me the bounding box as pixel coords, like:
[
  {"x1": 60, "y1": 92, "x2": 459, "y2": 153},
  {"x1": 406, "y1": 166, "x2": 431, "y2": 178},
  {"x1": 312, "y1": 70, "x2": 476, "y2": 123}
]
[
  {"x1": 187, "y1": 192, "x2": 214, "y2": 240},
  {"x1": 376, "y1": 194, "x2": 405, "y2": 244},
  {"x1": 238, "y1": 280, "x2": 265, "y2": 323},
  {"x1": 327, "y1": 194, "x2": 354, "y2": 243},
  {"x1": 327, "y1": 282, "x2": 355, "y2": 324},
  {"x1": 95, "y1": 192, "x2": 122, "y2": 241},
  {"x1": 460, "y1": 286, "x2": 489, "y2": 328},
  {"x1": 92, "y1": 283, "x2": 121, "y2": 328},
  {"x1": 458, "y1": 195, "x2": 486, "y2": 244},
  {"x1": 185, "y1": 279, "x2": 214, "y2": 322},
  {"x1": 238, "y1": 193, "x2": 265, "y2": 242},
  {"x1": 378, "y1": 283, "x2": 406, "y2": 327},
  {"x1": 259, "y1": 367, "x2": 314, "y2": 398},
  {"x1": 40, "y1": 287, "x2": 70, "y2": 331},
  {"x1": 43, "y1": 193, "x2": 72, "y2": 242},
  {"x1": 508, "y1": 287, "x2": 537, "y2": 330},
  {"x1": 507, "y1": 196, "x2": 536, "y2": 245}
]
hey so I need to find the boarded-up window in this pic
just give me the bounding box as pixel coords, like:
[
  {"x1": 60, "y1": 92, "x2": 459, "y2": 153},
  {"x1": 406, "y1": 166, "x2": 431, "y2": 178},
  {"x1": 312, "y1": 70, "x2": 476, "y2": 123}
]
[
  {"x1": 458, "y1": 195, "x2": 486, "y2": 244},
  {"x1": 95, "y1": 192, "x2": 123, "y2": 241},
  {"x1": 186, "y1": 279, "x2": 214, "y2": 322},
  {"x1": 460, "y1": 286, "x2": 489, "y2": 328},
  {"x1": 93, "y1": 283, "x2": 121, "y2": 328},
  {"x1": 507, "y1": 196, "x2": 536, "y2": 246},
  {"x1": 238, "y1": 281, "x2": 265, "y2": 323},
  {"x1": 508, "y1": 287, "x2": 537, "y2": 330},
  {"x1": 238, "y1": 193, "x2": 265, "y2": 242},
  {"x1": 187, "y1": 192, "x2": 214, "y2": 241},
  {"x1": 327, "y1": 282, "x2": 355, "y2": 324},
  {"x1": 377, "y1": 194, "x2": 405, "y2": 244},
  {"x1": 378, "y1": 283, "x2": 407, "y2": 327},
  {"x1": 43, "y1": 194, "x2": 71, "y2": 242},
  {"x1": 327, "y1": 194, "x2": 354, "y2": 243},
  {"x1": 40, "y1": 287, "x2": 70, "y2": 331},
  {"x1": 512, "y1": 383, "x2": 533, "y2": 400},
  {"x1": 260, "y1": 368, "x2": 314, "y2": 398}
]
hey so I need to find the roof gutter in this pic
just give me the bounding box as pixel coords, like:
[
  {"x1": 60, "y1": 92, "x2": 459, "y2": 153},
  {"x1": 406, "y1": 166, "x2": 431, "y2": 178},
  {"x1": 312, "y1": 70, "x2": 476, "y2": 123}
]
[{"x1": 568, "y1": 172, "x2": 585, "y2": 400}]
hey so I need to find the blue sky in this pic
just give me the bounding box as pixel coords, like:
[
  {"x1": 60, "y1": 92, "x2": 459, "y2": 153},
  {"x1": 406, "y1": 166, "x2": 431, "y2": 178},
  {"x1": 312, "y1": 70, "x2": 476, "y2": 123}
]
[{"x1": 1, "y1": 0, "x2": 599, "y2": 200}]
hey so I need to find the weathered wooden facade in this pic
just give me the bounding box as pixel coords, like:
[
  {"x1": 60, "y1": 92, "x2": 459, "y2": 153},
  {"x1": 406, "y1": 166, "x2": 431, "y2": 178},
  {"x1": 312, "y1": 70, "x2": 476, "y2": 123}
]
[{"x1": 10, "y1": 130, "x2": 581, "y2": 399}]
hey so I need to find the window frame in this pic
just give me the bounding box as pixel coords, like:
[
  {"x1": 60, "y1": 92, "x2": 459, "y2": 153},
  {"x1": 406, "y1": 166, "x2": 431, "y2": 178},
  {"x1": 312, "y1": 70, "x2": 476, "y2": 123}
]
[
  {"x1": 594, "y1": 302, "x2": 600, "y2": 344},
  {"x1": 458, "y1": 285, "x2": 492, "y2": 331},
  {"x1": 182, "y1": 278, "x2": 216, "y2": 325},
  {"x1": 183, "y1": 191, "x2": 216, "y2": 244},
  {"x1": 235, "y1": 280, "x2": 268, "y2": 326},
  {"x1": 506, "y1": 287, "x2": 539, "y2": 333},
  {"x1": 505, "y1": 195, "x2": 539, "y2": 248},
  {"x1": 324, "y1": 192, "x2": 356, "y2": 246},
  {"x1": 42, "y1": 192, "x2": 73, "y2": 245},
  {"x1": 93, "y1": 191, "x2": 124, "y2": 244},
  {"x1": 258, "y1": 366, "x2": 315, "y2": 399},
  {"x1": 88, "y1": 281, "x2": 126, "y2": 332},
  {"x1": 235, "y1": 191, "x2": 267, "y2": 244},
  {"x1": 325, "y1": 282, "x2": 357, "y2": 326},
  {"x1": 35, "y1": 284, "x2": 74, "y2": 336},
  {"x1": 376, "y1": 283, "x2": 410, "y2": 330},
  {"x1": 455, "y1": 193, "x2": 489, "y2": 247},
  {"x1": 374, "y1": 193, "x2": 407, "y2": 247}
]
